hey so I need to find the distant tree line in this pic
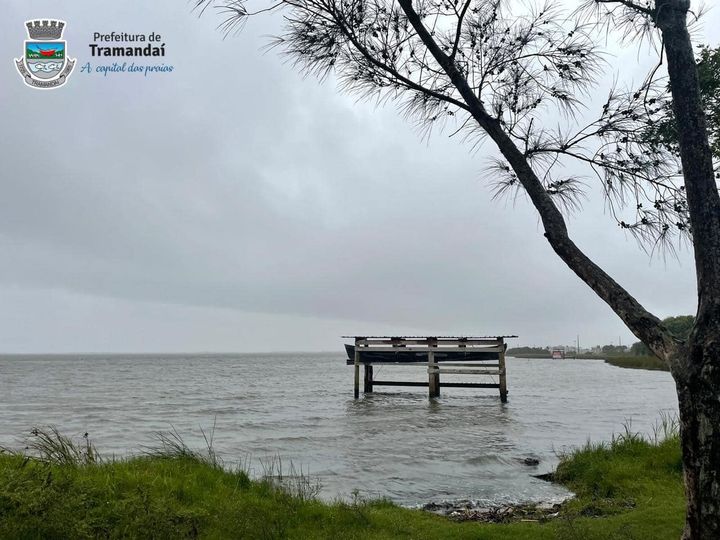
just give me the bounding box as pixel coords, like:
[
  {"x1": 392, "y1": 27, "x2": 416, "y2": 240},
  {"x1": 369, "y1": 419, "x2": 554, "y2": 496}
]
[
  {"x1": 508, "y1": 315, "x2": 695, "y2": 357},
  {"x1": 630, "y1": 316, "x2": 696, "y2": 356},
  {"x1": 506, "y1": 346, "x2": 550, "y2": 357}
]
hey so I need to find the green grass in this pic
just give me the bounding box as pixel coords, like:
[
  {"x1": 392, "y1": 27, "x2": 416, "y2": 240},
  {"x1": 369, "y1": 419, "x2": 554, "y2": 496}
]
[
  {"x1": 0, "y1": 425, "x2": 685, "y2": 539},
  {"x1": 604, "y1": 355, "x2": 669, "y2": 372}
]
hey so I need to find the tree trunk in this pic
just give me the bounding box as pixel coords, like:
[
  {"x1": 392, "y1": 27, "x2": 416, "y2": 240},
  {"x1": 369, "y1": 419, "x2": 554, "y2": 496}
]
[
  {"x1": 398, "y1": 0, "x2": 720, "y2": 533},
  {"x1": 675, "y1": 339, "x2": 720, "y2": 539},
  {"x1": 656, "y1": 1, "x2": 720, "y2": 299},
  {"x1": 656, "y1": 1, "x2": 720, "y2": 308},
  {"x1": 654, "y1": 2, "x2": 720, "y2": 537}
]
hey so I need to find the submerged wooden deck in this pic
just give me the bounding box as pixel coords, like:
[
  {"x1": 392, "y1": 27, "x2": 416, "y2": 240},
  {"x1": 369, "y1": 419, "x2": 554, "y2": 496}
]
[{"x1": 343, "y1": 336, "x2": 516, "y2": 402}]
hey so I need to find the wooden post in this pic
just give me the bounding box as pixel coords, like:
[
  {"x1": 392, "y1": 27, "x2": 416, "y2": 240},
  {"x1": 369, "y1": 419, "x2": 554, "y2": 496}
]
[
  {"x1": 498, "y1": 337, "x2": 508, "y2": 403},
  {"x1": 354, "y1": 339, "x2": 360, "y2": 399},
  {"x1": 364, "y1": 364, "x2": 374, "y2": 393},
  {"x1": 428, "y1": 337, "x2": 439, "y2": 398}
]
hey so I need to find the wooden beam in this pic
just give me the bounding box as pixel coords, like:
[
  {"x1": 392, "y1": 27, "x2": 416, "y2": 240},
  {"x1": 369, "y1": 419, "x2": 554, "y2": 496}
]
[
  {"x1": 428, "y1": 368, "x2": 502, "y2": 375},
  {"x1": 344, "y1": 359, "x2": 501, "y2": 366},
  {"x1": 355, "y1": 339, "x2": 504, "y2": 347},
  {"x1": 373, "y1": 380, "x2": 429, "y2": 387},
  {"x1": 441, "y1": 382, "x2": 500, "y2": 388},
  {"x1": 356, "y1": 345, "x2": 504, "y2": 353},
  {"x1": 371, "y1": 381, "x2": 501, "y2": 388},
  {"x1": 436, "y1": 363, "x2": 501, "y2": 368}
]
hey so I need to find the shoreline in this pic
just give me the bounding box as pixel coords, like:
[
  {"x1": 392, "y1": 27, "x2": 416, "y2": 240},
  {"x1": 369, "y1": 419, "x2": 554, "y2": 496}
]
[
  {"x1": 508, "y1": 353, "x2": 670, "y2": 372},
  {"x1": 0, "y1": 426, "x2": 684, "y2": 538},
  {"x1": 421, "y1": 499, "x2": 566, "y2": 523}
]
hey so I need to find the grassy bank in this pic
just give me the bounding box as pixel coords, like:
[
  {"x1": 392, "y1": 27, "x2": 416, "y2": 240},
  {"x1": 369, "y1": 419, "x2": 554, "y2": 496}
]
[
  {"x1": 604, "y1": 355, "x2": 669, "y2": 372},
  {"x1": 508, "y1": 353, "x2": 606, "y2": 360},
  {"x1": 0, "y1": 427, "x2": 684, "y2": 539},
  {"x1": 508, "y1": 352, "x2": 670, "y2": 372}
]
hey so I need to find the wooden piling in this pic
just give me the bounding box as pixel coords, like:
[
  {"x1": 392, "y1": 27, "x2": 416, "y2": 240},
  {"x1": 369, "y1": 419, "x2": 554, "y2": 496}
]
[
  {"x1": 428, "y1": 337, "x2": 440, "y2": 398},
  {"x1": 354, "y1": 339, "x2": 360, "y2": 399},
  {"x1": 498, "y1": 337, "x2": 508, "y2": 403},
  {"x1": 364, "y1": 364, "x2": 374, "y2": 393}
]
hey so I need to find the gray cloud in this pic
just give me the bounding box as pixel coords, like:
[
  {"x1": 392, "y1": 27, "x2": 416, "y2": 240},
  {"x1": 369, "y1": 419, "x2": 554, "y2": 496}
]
[{"x1": 0, "y1": 0, "x2": 714, "y2": 352}]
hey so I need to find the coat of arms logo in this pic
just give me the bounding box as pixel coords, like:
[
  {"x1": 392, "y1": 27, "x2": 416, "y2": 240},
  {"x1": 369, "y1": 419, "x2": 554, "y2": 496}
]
[{"x1": 15, "y1": 19, "x2": 76, "y2": 89}]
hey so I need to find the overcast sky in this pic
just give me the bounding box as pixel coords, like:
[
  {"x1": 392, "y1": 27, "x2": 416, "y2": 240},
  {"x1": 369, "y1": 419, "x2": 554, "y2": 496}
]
[{"x1": 0, "y1": 1, "x2": 717, "y2": 353}]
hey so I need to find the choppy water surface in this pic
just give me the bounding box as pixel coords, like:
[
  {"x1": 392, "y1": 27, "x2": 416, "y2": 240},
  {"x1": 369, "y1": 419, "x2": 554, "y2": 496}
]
[{"x1": 0, "y1": 354, "x2": 677, "y2": 506}]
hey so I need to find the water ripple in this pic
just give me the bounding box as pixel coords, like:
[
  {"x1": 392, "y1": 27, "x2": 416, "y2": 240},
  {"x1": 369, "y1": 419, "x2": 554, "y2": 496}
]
[{"x1": 0, "y1": 354, "x2": 677, "y2": 506}]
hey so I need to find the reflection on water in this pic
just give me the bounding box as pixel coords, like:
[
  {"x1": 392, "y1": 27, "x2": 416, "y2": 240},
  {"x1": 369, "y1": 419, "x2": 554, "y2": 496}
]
[{"x1": 0, "y1": 354, "x2": 677, "y2": 505}]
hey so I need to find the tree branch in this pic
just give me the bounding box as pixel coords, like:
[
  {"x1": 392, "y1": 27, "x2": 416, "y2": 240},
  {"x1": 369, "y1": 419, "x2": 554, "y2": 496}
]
[
  {"x1": 397, "y1": 0, "x2": 677, "y2": 359},
  {"x1": 449, "y1": 0, "x2": 473, "y2": 62},
  {"x1": 327, "y1": 5, "x2": 470, "y2": 112},
  {"x1": 595, "y1": 0, "x2": 653, "y2": 15}
]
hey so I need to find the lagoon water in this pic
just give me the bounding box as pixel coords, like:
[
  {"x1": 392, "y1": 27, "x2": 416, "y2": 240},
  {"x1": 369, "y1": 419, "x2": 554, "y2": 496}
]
[{"x1": 0, "y1": 354, "x2": 677, "y2": 506}]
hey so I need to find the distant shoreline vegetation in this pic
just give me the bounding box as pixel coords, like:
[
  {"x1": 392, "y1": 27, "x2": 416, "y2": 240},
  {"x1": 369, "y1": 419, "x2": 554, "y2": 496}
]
[
  {"x1": 507, "y1": 314, "x2": 693, "y2": 371},
  {"x1": 506, "y1": 346, "x2": 552, "y2": 358},
  {"x1": 507, "y1": 348, "x2": 669, "y2": 372},
  {"x1": 603, "y1": 355, "x2": 669, "y2": 372}
]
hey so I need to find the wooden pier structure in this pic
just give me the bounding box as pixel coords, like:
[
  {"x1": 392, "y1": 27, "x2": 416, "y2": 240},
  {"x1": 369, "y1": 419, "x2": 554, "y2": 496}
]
[{"x1": 344, "y1": 336, "x2": 516, "y2": 402}]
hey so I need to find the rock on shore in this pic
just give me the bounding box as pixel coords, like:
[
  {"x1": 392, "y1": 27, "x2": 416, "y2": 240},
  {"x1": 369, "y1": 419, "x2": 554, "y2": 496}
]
[{"x1": 422, "y1": 499, "x2": 564, "y2": 523}]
